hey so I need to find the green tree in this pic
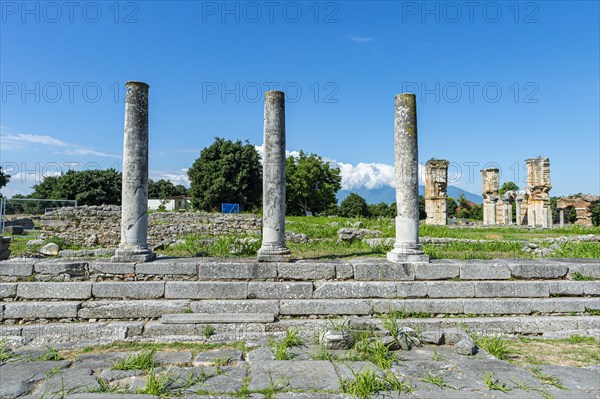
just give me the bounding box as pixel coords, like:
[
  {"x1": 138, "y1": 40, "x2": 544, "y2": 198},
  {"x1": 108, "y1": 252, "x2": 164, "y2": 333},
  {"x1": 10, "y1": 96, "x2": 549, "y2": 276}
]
[
  {"x1": 286, "y1": 151, "x2": 342, "y2": 216},
  {"x1": 446, "y1": 197, "x2": 458, "y2": 217},
  {"x1": 499, "y1": 182, "x2": 519, "y2": 195},
  {"x1": 188, "y1": 138, "x2": 262, "y2": 211},
  {"x1": 0, "y1": 166, "x2": 10, "y2": 194},
  {"x1": 566, "y1": 207, "x2": 578, "y2": 224},
  {"x1": 30, "y1": 169, "x2": 122, "y2": 206},
  {"x1": 470, "y1": 204, "x2": 483, "y2": 220},
  {"x1": 148, "y1": 179, "x2": 188, "y2": 199},
  {"x1": 368, "y1": 202, "x2": 395, "y2": 218},
  {"x1": 591, "y1": 203, "x2": 600, "y2": 226},
  {"x1": 418, "y1": 195, "x2": 426, "y2": 220},
  {"x1": 339, "y1": 193, "x2": 369, "y2": 218}
]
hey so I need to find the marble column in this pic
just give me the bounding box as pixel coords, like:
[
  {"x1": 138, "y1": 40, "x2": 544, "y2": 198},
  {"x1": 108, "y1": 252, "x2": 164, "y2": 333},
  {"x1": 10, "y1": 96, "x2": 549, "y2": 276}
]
[
  {"x1": 257, "y1": 91, "x2": 291, "y2": 262},
  {"x1": 559, "y1": 209, "x2": 564, "y2": 228},
  {"x1": 112, "y1": 81, "x2": 155, "y2": 263},
  {"x1": 387, "y1": 93, "x2": 429, "y2": 263},
  {"x1": 515, "y1": 199, "x2": 522, "y2": 225}
]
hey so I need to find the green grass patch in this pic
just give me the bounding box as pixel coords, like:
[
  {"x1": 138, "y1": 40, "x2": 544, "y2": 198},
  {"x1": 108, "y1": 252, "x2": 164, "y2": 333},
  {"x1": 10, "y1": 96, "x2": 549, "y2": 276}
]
[
  {"x1": 472, "y1": 334, "x2": 512, "y2": 360},
  {"x1": 508, "y1": 336, "x2": 600, "y2": 367},
  {"x1": 112, "y1": 350, "x2": 156, "y2": 371},
  {"x1": 423, "y1": 241, "x2": 532, "y2": 260},
  {"x1": 549, "y1": 242, "x2": 600, "y2": 258}
]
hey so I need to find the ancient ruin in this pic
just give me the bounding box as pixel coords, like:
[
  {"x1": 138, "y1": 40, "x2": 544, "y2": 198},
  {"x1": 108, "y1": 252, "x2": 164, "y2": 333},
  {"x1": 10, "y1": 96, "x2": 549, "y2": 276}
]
[
  {"x1": 112, "y1": 81, "x2": 155, "y2": 262},
  {"x1": 481, "y1": 168, "x2": 500, "y2": 225},
  {"x1": 387, "y1": 94, "x2": 429, "y2": 263},
  {"x1": 425, "y1": 159, "x2": 449, "y2": 225},
  {"x1": 481, "y1": 157, "x2": 553, "y2": 227},
  {"x1": 557, "y1": 194, "x2": 600, "y2": 227},
  {"x1": 257, "y1": 91, "x2": 291, "y2": 262},
  {"x1": 525, "y1": 157, "x2": 552, "y2": 228}
]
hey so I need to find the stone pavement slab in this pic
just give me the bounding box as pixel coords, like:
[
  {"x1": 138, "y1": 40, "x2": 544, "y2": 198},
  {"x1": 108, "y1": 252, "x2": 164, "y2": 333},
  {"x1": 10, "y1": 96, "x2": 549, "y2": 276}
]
[{"x1": 248, "y1": 360, "x2": 340, "y2": 391}]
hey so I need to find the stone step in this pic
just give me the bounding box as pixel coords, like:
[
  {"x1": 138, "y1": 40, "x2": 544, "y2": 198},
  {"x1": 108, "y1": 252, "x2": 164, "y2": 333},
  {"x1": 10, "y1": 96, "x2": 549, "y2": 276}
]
[
  {"x1": 1, "y1": 258, "x2": 598, "y2": 282},
  {"x1": 161, "y1": 312, "x2": 274, "y2": 324},
  {"x1": 4, "y1": 316, "x2": 594, "y2": 347},
  {"x1": 1, "y1": 297, "x2": 597, "y2": 321},
  {"x1": 1, "y1": 280, "x2": 597, "y2": 301}
]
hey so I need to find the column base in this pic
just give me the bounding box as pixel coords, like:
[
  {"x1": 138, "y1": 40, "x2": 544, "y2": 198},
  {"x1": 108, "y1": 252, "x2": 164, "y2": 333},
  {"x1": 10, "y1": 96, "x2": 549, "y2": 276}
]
[
  {"x1": 387, "y1": 244, "x2": 429, "y2": 263},
  {"x1": 257, "y1": 244, "x2": 291, "y2": 262},
  {"x1": 111, "y1": 248, "x2": 156, "y2": 263}
]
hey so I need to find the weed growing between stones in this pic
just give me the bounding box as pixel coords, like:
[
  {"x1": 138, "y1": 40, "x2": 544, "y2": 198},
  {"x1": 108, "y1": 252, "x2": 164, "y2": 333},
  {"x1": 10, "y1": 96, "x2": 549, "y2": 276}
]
[
  {"x1": 270, "y1": 329, "x2": 303, "y2": 360},
  {"x1": 471, "y1": 333, "x2": 511, "y2": 360},
  {"x1": 484, "y1": 371, "x2": 512, "y2": 392},
  {"x1": 531, "y1": 366, "x2": 569, "y2": 390},
  {"x1": 421, "y1": 373, "x2": 454, "y2": 389},
  {"x1": 432, "y1": 350, "x2": 446, "y2": 361},
  {"x1": 36, "y1": 345, "x2": 62, "y2": 361},
  {"x1": 341, "y1": 367, "x2": 414, "y2": 398},
  {"x1": 0, "y1": 339, "x2": 15, "y2": 362},
  {"x1": 137, "y1": 366, "x2": 174, "y2": 395},
  {"x1": 346, "y1": 332, "x2": 398, "y2": 370},
  {"x1": 571, "y1": 272, "x2": 594, "y2": 281},
  {"x1": 112, "y1": 349, "x2": 156, "y2": 371},
  {"x1": 202, "y1": 325, "x2": 216, "y2": 339},
  {"x1": 585, "y1": 308, "x2": 600, "y2": 315},
  {"x1": 87, "y1": 377, "x2": 126, "y2": 394}
]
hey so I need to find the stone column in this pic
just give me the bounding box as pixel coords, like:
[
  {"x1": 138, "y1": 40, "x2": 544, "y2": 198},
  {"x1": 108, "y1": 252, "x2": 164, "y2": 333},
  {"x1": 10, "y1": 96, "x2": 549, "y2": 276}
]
[
  {"x1": 559, "y1": 209, "x2": 564, "y2": 227},
  {"x1": 425, "y1": 159, "x2": 449, "y2": 225},
  {"x1": 387, "y1": 93, "x2": 428, "y2": 263},
  {"x1": 257, "y1": 91, "x2": 291, "y2": 262},
  {"x1": 112, "y1": 81, "x2": 155, "y2": 263},
  {"x1": 515, "y1": 199, "x2": 522, "y2": 225}
]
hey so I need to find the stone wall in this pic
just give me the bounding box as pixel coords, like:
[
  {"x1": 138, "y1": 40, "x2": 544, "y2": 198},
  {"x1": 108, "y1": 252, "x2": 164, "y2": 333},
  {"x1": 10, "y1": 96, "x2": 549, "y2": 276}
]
[
  {"x1": 40, "y1": 206, "x2": 262, "y2": 248},
  {"x1": 0, "y1": 238, "x2": 10, "y2": 260}
]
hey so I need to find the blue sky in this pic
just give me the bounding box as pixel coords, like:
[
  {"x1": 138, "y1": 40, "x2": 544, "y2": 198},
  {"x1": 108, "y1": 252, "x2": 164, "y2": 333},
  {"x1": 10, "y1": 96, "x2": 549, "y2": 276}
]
[{"x1": 1, "y1": 0, "x2": 598, "y2": 199}]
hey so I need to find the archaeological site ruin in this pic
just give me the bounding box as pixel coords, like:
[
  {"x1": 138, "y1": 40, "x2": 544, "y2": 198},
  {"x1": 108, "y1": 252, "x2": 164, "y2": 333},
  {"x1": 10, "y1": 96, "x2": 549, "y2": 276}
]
[{"x1": 0, "y1": 84, "x2": 598, "y2": 398}]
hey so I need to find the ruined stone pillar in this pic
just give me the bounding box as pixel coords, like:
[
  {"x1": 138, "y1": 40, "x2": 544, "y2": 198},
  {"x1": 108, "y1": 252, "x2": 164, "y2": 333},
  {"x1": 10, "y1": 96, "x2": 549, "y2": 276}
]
[
  {"x1": 425, "y1": 159, "x2": 449, "y2": 225},
  {"x1": 502, "y1": 200, "x2": 510, "y2": 225},
  {"x1": 257, "y1": 91, "x2": 291, "y2": 262},
  {"x1": 515, "y1": 198, "x2": 523, "y2": 225},
  {"x1": 559, "y1": 209, "x2": 564, "y2": 227},
  {"x1": 387, "y1": 93, "x2": 428, "y2": 263},
  {"x1": 481, "y1": 168, "x2": 500, "y2": 225},
  {"x1": 112, "y1": 81, "x2": 155, "y2": 263},
  {"x1": 526, "y1": 157, "x2": 552, "y2": 228}
]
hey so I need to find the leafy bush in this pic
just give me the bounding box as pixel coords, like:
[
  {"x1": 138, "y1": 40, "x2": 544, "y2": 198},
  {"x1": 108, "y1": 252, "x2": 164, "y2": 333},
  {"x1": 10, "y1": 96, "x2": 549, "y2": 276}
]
[{"x1": 340, "y1": 193, "x2": 369, "y2": 218}]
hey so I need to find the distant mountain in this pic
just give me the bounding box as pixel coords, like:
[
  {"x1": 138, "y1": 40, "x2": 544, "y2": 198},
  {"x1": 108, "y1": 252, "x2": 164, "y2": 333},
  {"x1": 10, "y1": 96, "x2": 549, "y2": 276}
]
[{"x1": 337, "y1": 185, "x2": 482, "y2": 204}]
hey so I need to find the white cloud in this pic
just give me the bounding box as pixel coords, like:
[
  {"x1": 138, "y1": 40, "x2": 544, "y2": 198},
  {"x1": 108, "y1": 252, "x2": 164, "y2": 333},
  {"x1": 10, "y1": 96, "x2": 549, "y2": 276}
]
[
  {"x1": 150, "y1": 169, "x2": 190, "y2": 187},
  {"x1": 1, "y1": 131, "x2": 120, "y2": 158},
  {"x1": 349, "y1": 35, "x2": 373, "y2": 43}
]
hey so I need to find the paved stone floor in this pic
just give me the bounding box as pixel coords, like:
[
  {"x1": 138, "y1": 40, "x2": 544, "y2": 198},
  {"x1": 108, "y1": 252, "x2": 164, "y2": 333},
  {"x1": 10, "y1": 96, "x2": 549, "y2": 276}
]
[{"x1": 1, "y1": 341, "x2": 598, "y2": 399}]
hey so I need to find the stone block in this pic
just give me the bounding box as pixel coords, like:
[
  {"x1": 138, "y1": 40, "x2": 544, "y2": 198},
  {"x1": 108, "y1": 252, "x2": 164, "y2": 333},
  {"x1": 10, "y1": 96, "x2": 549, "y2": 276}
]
[
  {"x1": 248, "y1": 282, "x2": 313, "y2": 299},
  {"x1": 0, "y1": 260, "x2": 34, "y2": 276},
  {"x1": 459, "y1": 261, "x2": 511, "y2": 280},
  {"x1": 248, "y1": 361, "x2": 340, "y2": 391},
  {"x1": 277, "y1": 262, "x2": 336, "y2": 280},
  {"x1": 34, "y1": 261, "x2": 87, "y2": 277},
  {"x1": 162, "y1": 313, "x2": 274, "y2": 324},
  {"x1": 198, "y1": 261, "x2": 276, "y2": 280},
  {"x1": 0, "y1": 283, "x2": 17, "y2": 298},
  {"x1": 373, "y1": 299, "x2": 464, "y2": 315},
  {"x1": 583, "y1": 281, "x2": 599, "y2": 296},
  {"x1": 20, "y1": 322, "x2": 136, "y2": 345},
  {"x1": 17, "y1": 282, "x2": 93, "y2": 299},
  {"x1": 462, "y1": 299, "x2": 531, "y2": 315},
  {"x1": 415, "y1": 263, "x2": 460, "y2": 280},
  {"x1": 89, "y1": 262, "x2": 135, "y2": 275},
  {"x1": 78, "y1": 300, "x2": 188, "y2": 319},
  {"x1": 279, "y1": 299, "x2": 373, "y2": 315},
  {"x1": 313, "y1": 282, "x2": 397, "y2": 299},
  {"x1": 426, "y1": 282, "x2": 474, "y2": 298},
  {"x1": 510, "y1": 263, "x2": 568, "y2": 279},
  {"x1": 192, "y1": 300, "x2": 280, "y2": 315},
  {"x1": 136, "y1": 261, "x2": 197, "y2": 275},
  {"x1": 473, "y1": 282, "x2": 549, "y2": 298},
  {"x1": 335, "y1": 263, "x2": 354, "y2": 280},
  {"x1": 396, "y1": 282, "x2": 427, "y2": 298},
  {"x1": 92, "y1": 282, "x2": 164, "y2": 299},
  {"x1": 3, "y1": 301, "x2": 80, "y2": 319},
  {"x1": 165, "y1": 282, "x2": 248, "y2": 299},
  {"x1": 549, "y1": 281, "x2": 585, "y2": 296},
  {"x1": 568, "y1": 263, "x2": 600, "y2": 279},
  {"x1": 352, "y1": 259, "x2": 414, "y2": 281}
]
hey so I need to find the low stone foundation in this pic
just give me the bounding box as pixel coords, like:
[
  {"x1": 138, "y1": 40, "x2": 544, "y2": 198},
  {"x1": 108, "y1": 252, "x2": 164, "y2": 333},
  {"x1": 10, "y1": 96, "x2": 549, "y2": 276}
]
[{"x1": 40, "y1": 206, "x2": 261, "y2": 248}]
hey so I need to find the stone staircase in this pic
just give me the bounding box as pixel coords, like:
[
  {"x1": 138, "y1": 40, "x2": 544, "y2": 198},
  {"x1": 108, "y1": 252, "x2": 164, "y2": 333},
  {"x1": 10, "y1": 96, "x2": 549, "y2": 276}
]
[{"x1": 0, "y1": 257, "x2": 598, "y2": 347}]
